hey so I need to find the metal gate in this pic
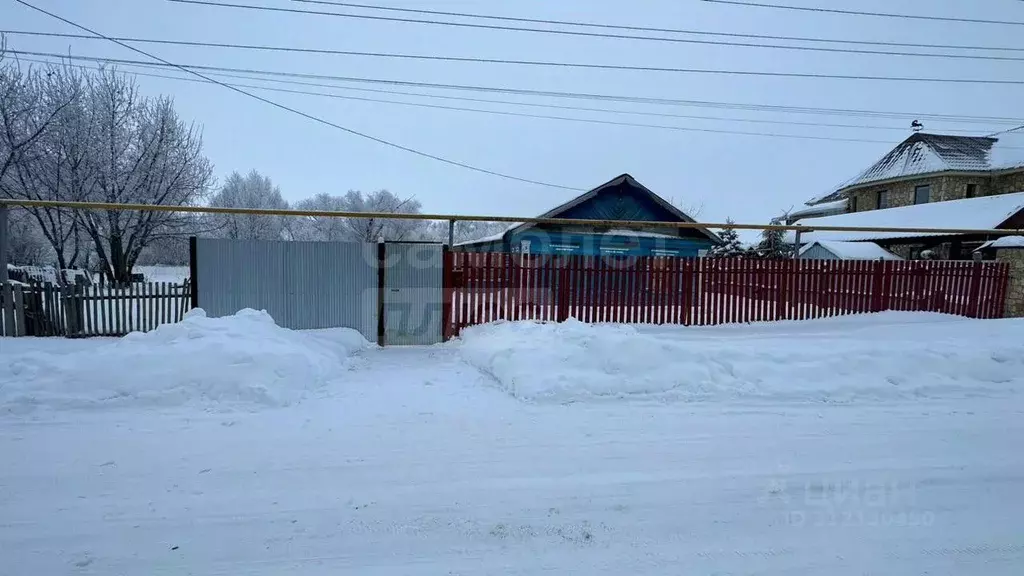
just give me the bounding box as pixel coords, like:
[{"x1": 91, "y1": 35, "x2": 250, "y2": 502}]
[
  {"x1": 382, "y1": 242, "x2": 444, "y2": 345},
  {"x1": 193, "y1": 238, "x2": 379, "y2": 341}
]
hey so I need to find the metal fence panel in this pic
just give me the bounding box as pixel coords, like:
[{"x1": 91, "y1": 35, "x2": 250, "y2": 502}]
[
  {"x1": 287, "y1": 241, "x2": 379, "y2": 337},
  {"x1": 195, "y1": 238, "x2": 379, "y2": 341},
  {"x1": 383, "y1": 243, "x2": 444, "y2": 345}
]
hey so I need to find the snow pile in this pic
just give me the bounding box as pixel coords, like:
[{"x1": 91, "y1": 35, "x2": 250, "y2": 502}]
[
  {"x1": 458, "y1": 314, "x2": 1024, "y2": 403},
  {"x1": 0, "y1": 309, "x2": 364, "y2": 412}
]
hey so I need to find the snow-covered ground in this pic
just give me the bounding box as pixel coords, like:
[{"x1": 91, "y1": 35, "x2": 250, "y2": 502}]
[
  {"x1": 0, "y1": 309, "x2": 368, "y2": 411},
  {"x1": 133, "y1": 265, "x2": 190, "y2": 283},
  {"x1": 2, "y1": 312, "x2": 1024, "y2": 574},
  {"x1": 460, "y1": 312, "x2": 1024, "y2": 402}
]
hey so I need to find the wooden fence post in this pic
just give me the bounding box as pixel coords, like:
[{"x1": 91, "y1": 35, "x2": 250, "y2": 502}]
[
  {"x1": 967, "y1": 261, "x2": 984, "y2": 318},
  {"x1": 13, "y1": 284, "x2": 25, "y2": 336},
  {"x1": 776, "y1": 259, "x2": 791, "y2": 321},
  {"x1": 62, "y1": 284, "x2": 80, "y2": 336},
  {"x1": 682, "y1": 258, "x2": 694, "y2": 326},
  {"x1": 913, "y1": 266, "x2": 927, "y2": 311},
  {"x1": 870, "y1": 260, "x2": 885, "y2": 312},
  {"x1": 556, "y1": 257, "x2": 570, "y2": 323},
  {"x1": 1, "y1": 282, "x2": 14, "y2": 336}
]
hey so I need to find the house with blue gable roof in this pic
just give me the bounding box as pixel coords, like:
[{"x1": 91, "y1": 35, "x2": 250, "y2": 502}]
[{"x1": 455, "y1": 174, "x2": 721, "y2": 257}]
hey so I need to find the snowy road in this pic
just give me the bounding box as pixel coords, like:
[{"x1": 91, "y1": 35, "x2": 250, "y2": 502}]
[{"x1": 3, "y1": 315, "x2": 1024, "y2": 574}]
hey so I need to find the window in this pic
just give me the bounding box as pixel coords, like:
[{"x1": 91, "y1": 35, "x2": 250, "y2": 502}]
[
  {"x1": 849, "y1": 195, "x2": 858, "y2": 212},
  {"x1": 966, "y1": 183, "x2": 977, "y2": 199},
  {"x1": 914, "y1": 184, "x2": 931, "y2": 205},
  {"x1": 877, "y1": 190, "x2": 889, "y2": 209}
]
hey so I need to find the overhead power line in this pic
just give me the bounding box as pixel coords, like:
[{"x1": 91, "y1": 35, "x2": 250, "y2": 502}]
[
  {"x1": 13, "y1": 50, "x2": 1024, "y2": 126},
  {"x1": 290, "y1": 0, "x2": 1024, "y2": 53},
  {"x1": 4, "y1": 197, "x2": 1023, "y2": 236},
  {"x1": 8, "y1": 0, "x2": 582, "y2": 191},
  {"x1": 701, "y1": 0, "x2": 1024, "y2": 27},
  {"x1": 21, "y1": 54, "x2": 1016, "y2": 140},
  {"x1": 12, "y1": 47, "x2": 1024, "y2": 86},
  {"x1": 170, "y1": 0, "x2": 1024, "y2": 54},
  {"x1": 8, "y1": 28, "x2": 1024, "y2": 66},
  {"x1": 987, "y1": 124, "x2": 1024, "y2": 137},
  {"x1": 11, "y1": 56, "x2": 900, "y2": 144}
]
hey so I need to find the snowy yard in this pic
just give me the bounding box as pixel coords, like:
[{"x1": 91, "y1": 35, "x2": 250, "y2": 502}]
[{"x1": 2, "y1": 312, "x2": 1024, "y2": 574}]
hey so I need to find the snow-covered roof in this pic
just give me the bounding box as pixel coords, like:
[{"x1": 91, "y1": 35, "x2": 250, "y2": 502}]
[
  {"x1": 808, "y1": 132, "x2": 1024, "y2": 205},
  {"x1": 786, "y1": 198, "x2": 848, "y2": 221},
  {"x1": 799, "y1": 240, "x2": 902, "y2": 260},
  {"x1": 512, "y1": 174, "x2": 721, "y2": 244},
  {"x1": 455, "y1": 173, "x2": 721, "y2": 246},
  {"x1": 976, "y1": 235, "x2": 1024, "y2": 251},
  {"x1": 603, "y1": 228, "x2": 680, "y2": 239},
  {"x1": 455, "y1": 226, "x2": 682, "y2": 247},
  {"x1": 453, "y1": 222, "x2": 523, "y2": 247},
  {"x1": 786, "y1": 191, "x2": 1024, "y2": 243}
]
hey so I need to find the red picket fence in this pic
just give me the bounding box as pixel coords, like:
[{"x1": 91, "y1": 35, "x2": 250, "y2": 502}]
[{"x1": 442, "y1": 253, "x2": 1012, "y2": 338}]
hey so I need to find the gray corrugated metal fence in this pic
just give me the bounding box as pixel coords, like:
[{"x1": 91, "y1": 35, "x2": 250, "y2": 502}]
[
  {"x1": 194, "y1": 238, "x2": 379, "y2": 341},
  {"x1": 383, "y1": 243, "x2": 444, "y2": 345}
]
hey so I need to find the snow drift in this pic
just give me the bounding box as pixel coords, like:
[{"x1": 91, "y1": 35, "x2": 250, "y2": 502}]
[
  {"x1": 458, "y1": 313, "x2": 1024, "y2": 403},
  {"x1": 0, "y1": 309, "x2": 365, "y2": 412}
]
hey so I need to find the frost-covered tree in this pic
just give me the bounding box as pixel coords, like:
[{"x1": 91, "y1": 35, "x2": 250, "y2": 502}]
[
  {"x1": 285, "y1": 190, "x2": 423, "y2": 242},
  {"x1": 72, "y1": 70, "x2": 213, "y2": 284},
  {"x1": 6, "y1": 207, "x2": 49, "y2": 264},
  {"x1": 339, "y1": 189, "x2": 424, "y2": 242},
  {"x1": 0, "y1": 56, "x2": 86, "y2": 269},
  {"x1": 421, "y1": 220, "x2": 508, "y2": 244},
  {"x1": 4, "y1": 63, "x2": 91, "y2": 270},
  {"x1": 208, "y1": 170, "x2": 288, "y2": 240},
  {"x1": 289, "y1": 192, "x2": 349, "y2": 242},
  {"x1": 752, "y1": 221, "x2": 793, "y2": 259},
  {"x1": 0, "y1": 45, "x2": 76, "y2": 185},
  {"x1": 1, "y1": 61, "x2": 213, "y2": 282},
  {"x1": 708, "y1": 218, "x2": 744, "y2": 258}
]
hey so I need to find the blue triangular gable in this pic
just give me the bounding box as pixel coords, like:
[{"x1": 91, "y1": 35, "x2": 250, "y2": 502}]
[
  {"x1": 504, "y1": 174, "x2": 720, "y2": 244},
  {"x1": 553, "y1": 182, "x2": 682, "y2": 223}
]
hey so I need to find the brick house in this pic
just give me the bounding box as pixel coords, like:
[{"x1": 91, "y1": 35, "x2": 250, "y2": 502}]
[{"x1": 786, "y1": 132, "x2": 1024, "y2": 259}]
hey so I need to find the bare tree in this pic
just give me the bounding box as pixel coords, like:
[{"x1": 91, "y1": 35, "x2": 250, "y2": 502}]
[
  {"x1": 289, "y1": 192, "x2": 349, "y2": 241},
  {"x1": 4, "y1": 63, "x2": 90, "y2": 270},
  {"x1": 74, "y1": 70, "x2": 213, "y2": 284},
  {"x1": 423, "y1": 220, "x2": 508, "y2": 244},
  {"x1": 6, "y1": 207, "x2": 49, "y2": 264},
  {"x1": 0, "y1": 44, "x2": 76, "y2": 185},
  {"x1": 208, "y1": 170, "x2": 288, "y2": 240},
  {"x1": 1, "y1": 62, "x2": 212, "y2": 280},
  {"x1": 0, "y1": 53, "x2": 85, "y2": 271},
  {"x1": 289, "y1": 189, "x2": 424, "y2": 242},
  {"x1": 338, "y1": 189, "x2": 423, "y2": 242}
]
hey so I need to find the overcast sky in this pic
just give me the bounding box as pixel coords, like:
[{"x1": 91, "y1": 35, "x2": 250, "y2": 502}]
[{"x1": 5, "y1": 0, "x2": 1024, "y2": 234}]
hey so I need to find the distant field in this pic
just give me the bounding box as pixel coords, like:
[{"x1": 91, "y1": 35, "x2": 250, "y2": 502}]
[{"x1": 132, "y1": 266, "x2": 189, "y2": 284}]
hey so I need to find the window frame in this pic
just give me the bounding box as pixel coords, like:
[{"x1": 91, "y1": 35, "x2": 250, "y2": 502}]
[
  {"x1": 966, "y1": 183, "x2": 977, "y2": 199},
  {"x1": 849, "y1": 195, "x2": 858, "y2": 212},
  {"x1": 914, "y1": 184, "x2": 931, "y2": 205},
  {"x1": 876, "y1": 190, "x2": 889, "y2": 209}
]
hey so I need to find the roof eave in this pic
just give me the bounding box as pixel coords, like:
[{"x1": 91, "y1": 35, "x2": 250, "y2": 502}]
[
  {"x1": 811, "y1": 169, "x2": 1006, "y2": 205},
  {"x1": 510, "y1": 173, "x2": 723, "y2": 245}
]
